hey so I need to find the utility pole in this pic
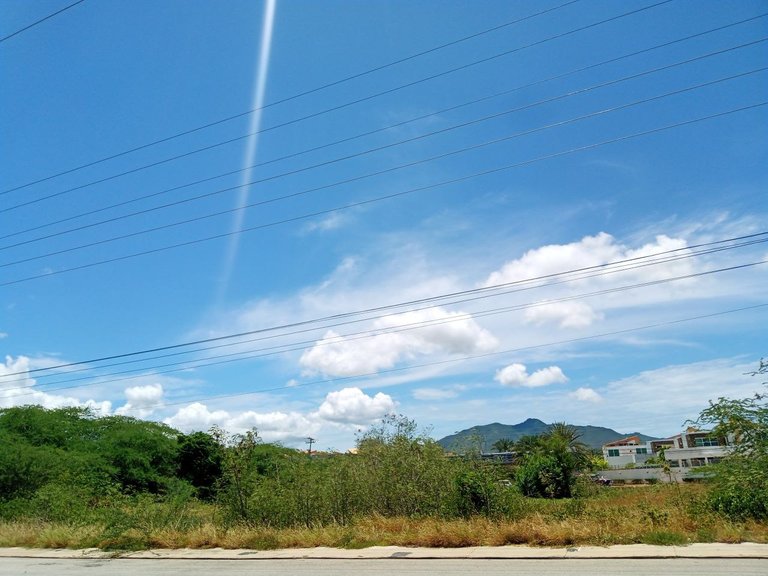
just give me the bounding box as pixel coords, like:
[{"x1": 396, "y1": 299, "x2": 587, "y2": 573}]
[{"x1": 305, "y1": 436, "x2": 316, "y2": 455}]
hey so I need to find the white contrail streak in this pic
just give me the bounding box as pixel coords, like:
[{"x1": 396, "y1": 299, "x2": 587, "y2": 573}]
[{"x1": 218, "y1": 0, "x2": 277, "y2": 303}]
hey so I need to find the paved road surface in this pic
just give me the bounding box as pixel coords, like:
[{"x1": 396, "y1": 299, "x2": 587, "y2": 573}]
[{"x1": 1, "y1": 558, "x2": 766, "y2": 576}]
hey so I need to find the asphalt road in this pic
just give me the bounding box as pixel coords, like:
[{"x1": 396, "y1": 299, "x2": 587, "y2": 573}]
[{"x1": 1, "y1": 558, "x2": 766, "y2": 576}]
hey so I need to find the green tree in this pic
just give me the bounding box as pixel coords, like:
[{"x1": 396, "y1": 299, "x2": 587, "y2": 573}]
[
  {"x1": 512, "y1": 423, "x2": 588, "y2": 498},
  {"x1": 695, "y1": 358, "x2": 768, "y2": 520},
  {"x1": 513, "y1": 434, "x2": 541, "y2": 460},
  {"x1": 177, "y1": 431, "x2": 223, "y2": 501},
  {"x1": 545, "y1": 422, "x2": 591, "y2": 469},
  {"x1": 491, "y1": 438, "x2": 515, "y2": 452},
  {"x1": 213, "y1": 427, "x2": 262, "y2": 524},
  {"x1": 95, "y1": 415, "x2": 180, "y2": 494}
]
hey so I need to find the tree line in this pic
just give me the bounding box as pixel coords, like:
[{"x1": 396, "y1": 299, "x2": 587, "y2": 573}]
[{"x1": 1, "y1": 360, "x2": 765, "y2": 533}]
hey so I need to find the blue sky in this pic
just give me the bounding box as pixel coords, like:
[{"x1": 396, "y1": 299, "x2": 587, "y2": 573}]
[{"x1": 1, "y1": 0, "x2": 766, "y2": 450}]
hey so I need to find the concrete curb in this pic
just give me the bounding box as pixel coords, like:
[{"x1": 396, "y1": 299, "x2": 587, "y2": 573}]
[{"x1": 1, "y1": 543, "x2": 767, "y2": 560}]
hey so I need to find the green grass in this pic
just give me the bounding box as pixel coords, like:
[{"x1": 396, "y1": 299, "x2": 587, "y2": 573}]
[{"x1": 0, "y1": 484, "x2": 766, "y2": 550}]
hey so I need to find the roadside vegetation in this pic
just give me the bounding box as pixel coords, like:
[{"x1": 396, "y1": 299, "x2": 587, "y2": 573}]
[{"x1": 0, "y1": 361, "x2": 766, "y2": 550}]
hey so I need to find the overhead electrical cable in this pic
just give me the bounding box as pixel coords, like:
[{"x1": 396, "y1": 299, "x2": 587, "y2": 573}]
[
  {"x1": 23, "y1": 253, "x2": 768, "y2": 397},
  {"x1": 152, "y1": 303, "x2": 768, "y2": 410},
  {"x1": 1, "y1": 0, "x2": 672, "y2": 199},
  {"x1": 21, "y1": 239, "x2": 768, "y2": 388},
  {"x1": 5, "y1": 230, "x2": 765, "y2": 381},
  {"x1": 0, "y1": 0, "x2": 86, "y2": 44},
  {"x1": 0, "y1": 79, "x2": 768, "y2": 272},
  {"x1": 21, "y1": 234, "x2": 766, "y2": 385},
  {"x1": 0, "y1": 0, "x2": 583, "y2": 193},
  {"x1": 14, "y1": 257, "x2": 768, "y2": 397},
  {"x1": 3, "y1": 13, "x2": 764, "y2": 241},
  {"x1": 3, "y1": 39, "x2": 764, "y2": 249},
  {"x1": 1, "y1": 101, "x2": 765, "y2": 289},
  {"x1": 9, "y1": 282, "x2": 768, "y2": 397}
]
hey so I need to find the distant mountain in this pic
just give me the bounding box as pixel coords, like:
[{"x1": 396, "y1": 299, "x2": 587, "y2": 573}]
[{"x1": 437, "y1": 418, "x2": 658, "y2": 451}]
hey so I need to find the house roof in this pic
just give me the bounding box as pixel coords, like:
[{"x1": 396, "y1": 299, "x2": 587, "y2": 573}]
[{"x1": 602, "y1": 435, "x2": 642, "y2": 448}]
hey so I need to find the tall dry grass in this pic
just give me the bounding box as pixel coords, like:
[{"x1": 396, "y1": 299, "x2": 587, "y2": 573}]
[{"x1": 1, "y1": 484, "x2": 766, "y2": 550}]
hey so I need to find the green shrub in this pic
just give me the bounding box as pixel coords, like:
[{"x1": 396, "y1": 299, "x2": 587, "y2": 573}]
[{"x1": 641, "y1": 530, "x2": 688, "y2": 546}]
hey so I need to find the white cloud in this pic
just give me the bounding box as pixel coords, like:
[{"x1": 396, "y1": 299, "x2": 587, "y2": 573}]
[
  {"x1": 300, "y1": 307, "x2": 497, "y2": 377},
  {"x1": 304, "y1": 211, "x2": 347, "y2": 233},
  {"x1": 569, "y1": 387, "x2": 603, "y2": 403},
  {"x1": 482, "y1": 233, "x2": 704, "y2": 329},
  {"x1": 484, "y1": 233, "x2": 693, "y2": 287},
  {"x1": 0, "y1": 355, "x2": 111, "y2": 413},
  {"x1": 116, "y1": 384, "x2": 164, "y2": 418},
  {"x1": 164, "y1": 402, "x2": 318, "y2": 443},
  {"x1": 228, "y1": 410, "x2": 317, "y2": 442},
  {"x1": 164, "y1": 402, "x2": 229, "y2": 432},
  {"x1": 0, "y1": 332, "x2": 7, "y2": 339},
  {"x1": 412, "y1": 387, "x2": 459, "y2": 400},
  {"x1": 524, "y1": 301, "x2": 603, "y2": 328},
  {"x1": 316, "y1": 387, "x2": 395, "y2": 425},
  {"x1": 495, "y1": 363, "x2": 568, "y2": 388}
]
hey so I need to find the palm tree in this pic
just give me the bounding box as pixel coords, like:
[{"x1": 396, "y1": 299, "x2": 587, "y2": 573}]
[
  {"x1": 544, "y1": 422, "x2": 591, "y2": 468},
  {"x1": 491, "y1": 438, "x2": 515, "y2": 452},
  {"x1": 514, "y1": 434, "x2": 542, "y2": 461}
]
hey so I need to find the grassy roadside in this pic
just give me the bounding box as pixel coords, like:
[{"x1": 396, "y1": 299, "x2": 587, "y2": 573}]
[{"x1": 1, "y1": 484, "x2": 766, "y2": 550}]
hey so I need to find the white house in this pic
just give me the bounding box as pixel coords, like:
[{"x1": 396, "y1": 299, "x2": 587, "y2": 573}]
[
  {"x1": 602, "y1": 435, "x2": 653, "y2": 468},
  {"x1": 602, "y1": 427, "x2": 729, "y2": 470}
]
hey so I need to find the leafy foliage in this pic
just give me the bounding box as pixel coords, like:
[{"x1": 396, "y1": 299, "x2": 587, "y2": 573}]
[
  {"x1": 513, "y1": 423, "x2": 589, "y2": 498},
  {"x1": 177, "y1": 431, "x2": 224, "y2": 501},
  {"x1": 491, "y1": 438, "x2": 515, "y2": 452},
  {"x1": 695, "y1": 358, "x2": 768, "y2": 520}
]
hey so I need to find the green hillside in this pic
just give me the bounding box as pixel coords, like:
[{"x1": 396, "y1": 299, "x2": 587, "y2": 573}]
[{"x1": 438, "y1": 418, "x2": 658, "y2": 451}]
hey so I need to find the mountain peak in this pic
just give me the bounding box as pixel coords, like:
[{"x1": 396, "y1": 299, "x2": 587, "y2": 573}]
[{"x1": 438, "y1": 419, "x2": 658, "y2": 451}]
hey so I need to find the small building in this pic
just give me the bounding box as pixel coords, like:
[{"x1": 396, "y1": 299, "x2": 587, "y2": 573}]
[
  {"x1": 602, "y1": 435, "x2": 652, "y2": 468},
  {"x1": 479, "y1": 451, "x2": 515, "y2": 464},
  {"x1": 662, "y1": 427, "x2": 728, "y2": 468},
  {"x1": 602, "y1": 428, "x2": 729, "y2": 470}
]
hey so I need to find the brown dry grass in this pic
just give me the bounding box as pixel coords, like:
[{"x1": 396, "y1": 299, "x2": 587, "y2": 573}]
[{"x1": 1, "y1": 484, "x2": 766, "y2": 550}]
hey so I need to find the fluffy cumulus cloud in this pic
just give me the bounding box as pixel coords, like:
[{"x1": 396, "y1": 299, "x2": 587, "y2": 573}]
[
  {"x1": 0, "y1": 355, "x2": 111, "y2": 414},
  {"x1": 300, "y1": 307, "x2": 498, "y2": 377},
  {"x1": 316, "y1": 387, "x2": 396, "y2": 425},
  {"x1": 164, "y1": 402, "x2": 229, "y2": 432},
  {"x1": 569, "y1": 387, "x2": 603, "y2": 403},
  {"x1": 164, "y1": 402, "x2": 319, "y2": 443},
  {"x1": 116, "y1": 383, "x2": 164, "y2": 418},
  {"x1": 483, "y1": 233, "x2": 697, "y2": 328},
  {"x1": 494, "y1": 363, "x2": 568, "y2": 388}
]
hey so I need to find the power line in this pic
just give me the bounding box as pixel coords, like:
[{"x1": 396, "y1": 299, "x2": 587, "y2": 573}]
[
  {"x1": 13, "y1": 257, "x2": 768, "y2": 397},
  {"x1": 11, "y1": 232, "x2": 758, "y2": 381},
  {"x1": 12, "y1": 301, "x2": 766, "y2": 406},
  {"x1": 17, "y1": 235, "x2": 768, "y2": 390},
  {"x1": 0, "y1": 0, "x2": 582, "y2": 194},
  {"x1": 1, "y1": 101, "x2": 765, "y2": 288},
  {"x1": 0, "y1": 0, "x2": 86, "y2": 44},
  {"x1": 4, "y1": 62, "x2": 764, "y2": 265},
  {"x1": 0, "y1": 0, "x2": 671, "y2": 198},
  {"x1": 4, "y1": 39, "x2": 764, "y2": 248},
  {"x1": 6, "y1": 230, "x2": 765, "y2": 381},
  {"x1": 153, "y1": 302, "x2": 767, "y2": 411},
  {"x1": 3, "y1": 13, "x2": 764, "y2": 241}
]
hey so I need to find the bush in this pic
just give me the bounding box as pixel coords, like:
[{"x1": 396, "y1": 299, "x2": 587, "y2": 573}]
[
  {"x1": 515, "y1": 452, "x2": 574, "y2": 498},
  {"x1": 695, "y1": 358, "x2": 768, "y2": 520}
]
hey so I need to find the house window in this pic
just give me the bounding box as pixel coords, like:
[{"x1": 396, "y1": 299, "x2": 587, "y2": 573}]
[
  {"x1": 636, "y1": 448, "x2": 648, "y2": 454},
  {"x1": 607, "y1": 449, "x2": 619, "y2": 457},
  {"x1": 694, "y1": 437, "x2": 720, "y2": 447}
]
